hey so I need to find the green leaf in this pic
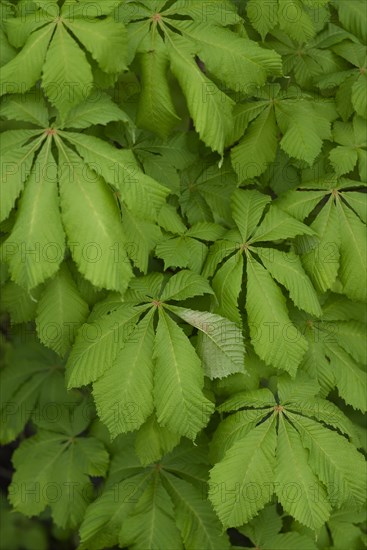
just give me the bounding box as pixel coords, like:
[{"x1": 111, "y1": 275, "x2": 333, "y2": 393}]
[
  {"x1": 153, "y1": 309, "x2": 214, "y2": 439},
  {"x1": 42, "y1": 23, "x2": 93, "y2": 119},
  {"x1": 66, "y1": 304, "x2": 145, "y2": 388},
  {"x1": 288, "y1": 412, "x2": 367, "y2": 508},
  {"x1": 64, "y1": 16, "x2": 127, "y2": 73},
  {"x1": 160, "y1": 270, "x2": 214, "y2": 302},
  {"x1": 2, "y1": 139, "x2": 65, "y2": 289},
  {"x1": 0, "y1": 93, "x2": 49, "y2": 126},
  {"x1": 0, "y1": 24, "x2": 54, "y2": 96},
  {"x1": 0, "y1": 134, "x2": 45, "y2": 222},
  {"x1": 93, "y1": 311, "x2": 155, "y2": 437},
  {"x1": 231, "y1": 107, "x2": 278, "y2": 180},
  {"x1": 78, "y1": 472, "x2": 151, "y2": 550},
  {"x1": 162, "y1": 472, "x2": 230, "y2": 550},
  {"x1": 329, "y1": 146, "x2": 358, "y2": 176},
  {"x1": 209, "y1": 417, "x2": 277, "y2": 527},
  {"x1": 337, "y1": 200, "x2": 367, "y2": 302},
  {"x1": 0, "y1": 342, "x2": 67, "y2": 444},
  {"x1": 185, "y1": 222, "x2": 226, "y2": 241},
  {"x1": 276, "y1": 101, "x2": 331, "y2": 165},
  {"x1": 121, "y1": 205, "x2": 162, "y2": 274},
  {"x1": 137, "y1": 38, "x2": 180, "y2": 139},
  {"x1": 277, "y1": 0, "x2": 316, "y2": 43},
  {"x1": 62, "y1": 92, "x2": 132, "y2": 129},
  {"x1": 257, "y1": 248, "x2": 322, "y2": 317},
  {"x1": 155, "y1": 236, "x2": 192, "y2": 270},
  {"x1": 0, "y1": 281, "x2": 38, "y2": 324},
  {"x1": 175, "y1": 21, "x2": 282, "y2": 90},
  {"x1": 119, "y1": 476, "x2": 183, "y2": 550},
  {"x1": 56, "y1": 139, "x2": 133, "y2": 293},
  {"x1": 9, "y1": 418, "x2": 109, "y2": 529},
  {"x1": 275, "y1": 190, "x2": 325, "y2": 221},
  {"x1": 246, "y1": 256, "x2": 308, "y2": 375},
  {"x1": 212, "y1": 252, "x2": 243, "y2": 325},
  {"x1": 250, "y1": 205, "x2": 315, "y2": 243},
  {"x1": 61, "y1": 131, "x2": 169, "y2": 220},
  {"x1": 35, "y1": 263, "x2": 89, "y2": 357},
  {"x1": 329, "y1": 320, "x2": 366, "y2": 364},
  {"x1": 352, "y1": 73, "x2": 367, "y2": 119},
  {"x1": 167, "y1": 306, "x2": 246, "y2": 379},
  {"x1": 275, "y1": 414, "x2": 331, "y2": 530},
  {"x1": 247, "y1": 0, "x2": 278, "y2": 40},
  {"x1": 135, "y1": 415, "x2": 181, "y2": 467},
  {"x1": 344, "y1": 192, "x2": 367, "y2": 224},
  {"x1": 163, "y1": 0, "x2": 240, "y2": 25},
  {"x1": 334, "y1": 0, "x2": 367, "y2": 43},
  {"x1": 167, "y1": 34, "x2": 234, "y2": 154},
  {"x1": 209, "y1": 408, "x2": 273, "y2": 463},
  {"x1": 301, "y1": 198, "x2": 341, "y2": 293},
  {"x1": 325, "y1": 343, "x2": 367, "y2": 413},
  {"x1": 231, "y1": 189, "x2": 271, "y2": 242}
]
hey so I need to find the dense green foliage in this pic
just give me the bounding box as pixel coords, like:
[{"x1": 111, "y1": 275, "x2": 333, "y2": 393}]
[{"x1": 0, "y1": 0, "x2": 366, "y2": 548}]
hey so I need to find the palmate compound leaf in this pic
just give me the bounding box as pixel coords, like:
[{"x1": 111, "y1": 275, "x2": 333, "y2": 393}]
[
  {"x1": 67, "y1": 270, "x2": 237, "y2": 440},
  {"x1": 124, "y1": 0, "x2": 281, "y2": 153},
  {"x1": 78, "y1": 435, "x2": 229, "y2": 550},
  {"x1": 202, "y1": 194, "x2": 316, "y2": 375},
  {"x1": 55, "y1": 138, "x2": 133, "y2": 294},
  {"x1": 209, "y1": 388, "x2": 367, "y2": 531},
  {"x1": 229, "y1": 87, "x2": 336, "y2": 178},
  {"x1": 1, "y1": 3, "x2": 128, "y2": 118},
  {"x1": 1, "y1": 137, "x2": 66, "y2": 289},
  {"x1": 8, "y1": 402, "x2": 109, "y2": 530}
]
